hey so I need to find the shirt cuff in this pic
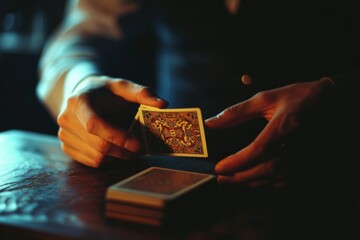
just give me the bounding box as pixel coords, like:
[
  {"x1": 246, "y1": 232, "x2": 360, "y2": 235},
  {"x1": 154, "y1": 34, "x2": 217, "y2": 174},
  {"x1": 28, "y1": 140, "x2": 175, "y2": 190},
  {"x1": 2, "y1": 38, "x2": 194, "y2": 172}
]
[{"x1": 64, "y1": 61, "x2": 101, "y2": 97}]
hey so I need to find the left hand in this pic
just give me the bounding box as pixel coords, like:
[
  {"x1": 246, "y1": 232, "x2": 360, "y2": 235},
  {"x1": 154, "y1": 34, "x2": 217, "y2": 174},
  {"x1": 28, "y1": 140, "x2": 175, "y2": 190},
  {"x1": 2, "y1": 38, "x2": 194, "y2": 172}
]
[{"x1": 205, "y1": 78, "x2": 336, "y2": 188}]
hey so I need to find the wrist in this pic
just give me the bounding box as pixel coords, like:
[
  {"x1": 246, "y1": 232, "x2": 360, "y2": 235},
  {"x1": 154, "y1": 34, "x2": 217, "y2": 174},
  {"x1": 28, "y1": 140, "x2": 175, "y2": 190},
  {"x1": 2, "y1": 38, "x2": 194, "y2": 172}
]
[{"x1": 64, "y1": 62, "x2": 101, "y2": 97}]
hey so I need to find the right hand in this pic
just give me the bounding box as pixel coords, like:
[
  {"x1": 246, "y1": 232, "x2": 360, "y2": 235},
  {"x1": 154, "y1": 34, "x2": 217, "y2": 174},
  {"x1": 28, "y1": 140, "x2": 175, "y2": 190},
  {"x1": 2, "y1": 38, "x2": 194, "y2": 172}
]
[{"x1": 57, "y1": 76, "x2": 168, "y2": 167}]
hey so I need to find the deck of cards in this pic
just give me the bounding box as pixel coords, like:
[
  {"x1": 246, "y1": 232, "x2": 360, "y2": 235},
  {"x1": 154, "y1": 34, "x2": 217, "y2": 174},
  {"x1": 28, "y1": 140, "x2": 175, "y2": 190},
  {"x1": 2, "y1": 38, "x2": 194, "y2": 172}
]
[
  {"x1": 129, "y1": 105, "x2": 208, "y2": 158},
  {"x1": 105, "y1": 167, "x2": 216, "y2": 226}
]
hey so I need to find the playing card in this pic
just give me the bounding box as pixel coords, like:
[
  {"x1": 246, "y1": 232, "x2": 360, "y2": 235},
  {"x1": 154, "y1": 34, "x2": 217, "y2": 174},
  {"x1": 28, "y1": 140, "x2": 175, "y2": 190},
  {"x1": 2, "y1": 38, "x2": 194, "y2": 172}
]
[
  {"x1": 135, "y1": 105, "x2": 208, "y2": 157},
  {"x1": 105, "y1": 167, "x2": 217, "y2": 226},
  {"x1": 106, "y1": 202, "x2": 163, "y2": 219},
  {"x1": 129, "y1": 105, "x2": 164, "y2": 146},
  {"x1": 106, "y1": 167, "x2": 215, "y2": 208},
  {"x1": 128, "y1": 109, "x2": 143, "y2": 143},
  {"x1": 129, "y1": 109, "x2": 140, "y2": 132},
  {"x1": 106, "y1": 211, "x2": 162, "y2": 226}
]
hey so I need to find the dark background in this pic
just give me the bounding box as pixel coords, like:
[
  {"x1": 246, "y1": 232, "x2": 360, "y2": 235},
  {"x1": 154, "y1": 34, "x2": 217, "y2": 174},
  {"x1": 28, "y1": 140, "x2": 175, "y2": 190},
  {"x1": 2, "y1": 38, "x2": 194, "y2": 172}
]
[{"x1": 0, "y1": 0, "x2": 67, "y2": 135}]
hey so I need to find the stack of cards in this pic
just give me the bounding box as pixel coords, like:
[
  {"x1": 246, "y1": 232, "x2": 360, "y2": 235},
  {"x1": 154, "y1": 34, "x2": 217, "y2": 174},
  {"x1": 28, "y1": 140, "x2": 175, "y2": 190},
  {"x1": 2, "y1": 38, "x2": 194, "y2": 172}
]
[
  {"x1": 105, "y1": 167, "x2": 215, "y2": 226},
  {"x1": 129, "y1": 105, "x2": 208, "y2": 158}
]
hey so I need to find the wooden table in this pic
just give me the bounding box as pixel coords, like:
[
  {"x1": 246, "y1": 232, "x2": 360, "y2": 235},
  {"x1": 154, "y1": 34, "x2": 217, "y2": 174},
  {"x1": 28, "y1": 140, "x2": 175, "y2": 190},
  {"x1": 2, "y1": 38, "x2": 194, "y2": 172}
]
[{"x1": 0, "y1": 130, "x2": 358, "y2": 240}]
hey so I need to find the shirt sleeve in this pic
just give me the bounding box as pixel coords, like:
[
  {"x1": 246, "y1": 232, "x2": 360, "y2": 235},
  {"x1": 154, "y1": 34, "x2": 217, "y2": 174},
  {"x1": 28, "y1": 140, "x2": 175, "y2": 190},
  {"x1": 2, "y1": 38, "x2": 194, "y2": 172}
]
[{"x1": 36, "y1": 0, "x2": 139, "y2": 118}]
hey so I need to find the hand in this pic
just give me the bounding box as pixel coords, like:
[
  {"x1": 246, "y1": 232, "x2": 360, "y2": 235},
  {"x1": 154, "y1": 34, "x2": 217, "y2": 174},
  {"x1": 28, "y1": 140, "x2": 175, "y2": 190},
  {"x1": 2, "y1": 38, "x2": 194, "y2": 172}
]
[
  {"x1": 57, "y1": 75, "x2": 168, "y2": 167},
  {"x1": 205, "y1": 78, "x2": 336, "y2": 188}
]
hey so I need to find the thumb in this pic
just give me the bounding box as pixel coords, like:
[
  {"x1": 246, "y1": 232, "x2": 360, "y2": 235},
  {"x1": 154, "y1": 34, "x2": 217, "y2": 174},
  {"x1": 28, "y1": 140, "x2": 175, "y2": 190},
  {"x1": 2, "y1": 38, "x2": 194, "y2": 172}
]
[{"x1": 108, "y1": 79, "x2": 168, "y2": 108}]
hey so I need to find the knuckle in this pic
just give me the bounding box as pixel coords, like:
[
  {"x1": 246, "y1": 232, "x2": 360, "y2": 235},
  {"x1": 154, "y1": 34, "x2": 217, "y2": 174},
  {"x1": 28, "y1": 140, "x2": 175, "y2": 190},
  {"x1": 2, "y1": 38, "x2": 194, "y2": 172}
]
[
  {"x1": 106, "y1": 131, "x2": 126, "y2": 147},
  {"x1": 106, "y1": 133, "x2": 116, "y2": 145},
  {"x1": 61, "y1": 143, "x2": 72, "y2": 157},
  {"x1": 67, "y1": 95, "x2": 77, "y2": 107},
  {"x1": 57, "y1": 128, "x2": 65, "y2": 141},
  {"x1": 114, "y1": 79, "x2": 136, "y2": 91},
  {"x1": 84, "y1": 115, "x2": 97, "y2": 133},
  {"x1": 112, "y1": 133, "x2": 127, "y2": 147},
  {"x1": 115, "y1": 79, "x2": 129, "y2": 87},
  {"x1": 57, "y1": 112, "x2": 68, "y2": 127},
  {"x1": 96, "y1": 139, "x2": 111, "y2": 153},
  {"x1": 254, "y1": 91, "x2": 272, "y2": 103},
  {"x1": 223, "y1": 104, "x2": 240, "y2": 117}
]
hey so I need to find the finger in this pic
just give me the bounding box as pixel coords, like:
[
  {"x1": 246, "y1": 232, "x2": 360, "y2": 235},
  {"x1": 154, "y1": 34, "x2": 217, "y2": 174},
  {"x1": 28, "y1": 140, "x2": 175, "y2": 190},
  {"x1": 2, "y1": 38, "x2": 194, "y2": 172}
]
[
  {"x1": 250, "y1": 112, "x2": 299, "y2": 154},
  {"x1": 217, "y1": 174, "x2": 273, "y2": 187},
  {"x1": 216, "y1": 113, "x2": 298, "y2": 175},
  {"x1": 58, "y1": 128, "x2": 136, "y2": 162},
  {"x1": 244, "y1": 179, "x2": 273, "y2": 188},
  {"x1": 61, "y1": 142, "x2": 99, "y2": 168},
  {"x1": 218, "y1": 174, "x2": 285, "y2": 189},
  {"x1": 214, "y1": 148, "x2": 254, "y2": 175},
  {"x1": 71, "y1": 96, "x2": 142, "y2": 152},
  {"x1": 216, "y1": 158, "x2": 279, "y2": 183},
  {"x1": 107, "y1": 80, "x2": 168, "y2": 108},
  {"x1": 205, "y1": 93, "x2": 267, "y2": 129},
  {"x1": 58, "y1": 109, "x2": 144, "y2": 155}
]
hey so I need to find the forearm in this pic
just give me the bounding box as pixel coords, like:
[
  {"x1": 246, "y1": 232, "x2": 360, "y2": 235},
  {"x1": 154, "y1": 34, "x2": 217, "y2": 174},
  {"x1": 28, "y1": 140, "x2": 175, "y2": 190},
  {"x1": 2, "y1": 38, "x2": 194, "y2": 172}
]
[
  {"x1": 36, "y1": 0, "x2": 137, "y2": 118},
  {"x1": 37, "y1": 37, "x2": 101, "y2": 118}
]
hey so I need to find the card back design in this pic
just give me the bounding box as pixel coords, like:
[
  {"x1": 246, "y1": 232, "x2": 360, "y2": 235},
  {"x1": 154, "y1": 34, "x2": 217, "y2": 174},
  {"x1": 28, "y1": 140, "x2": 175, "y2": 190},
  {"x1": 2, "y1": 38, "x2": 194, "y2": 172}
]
[
  {"x1": 117, "y1": 167, "x2": 210, "y2": 195},
  {"x1": 140, "y1": 108, "x2": 208, "y2": 157},
  {"x1": 105, "y1": 167, "x2": 216, "y2": 226}
]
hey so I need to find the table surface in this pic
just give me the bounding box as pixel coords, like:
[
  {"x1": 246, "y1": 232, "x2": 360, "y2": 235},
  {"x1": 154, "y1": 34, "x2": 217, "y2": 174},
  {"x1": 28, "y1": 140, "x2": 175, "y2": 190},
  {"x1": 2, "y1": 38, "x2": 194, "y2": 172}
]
[{"x1": 0, "y1": 130, "x2": 359, "y2": 240}]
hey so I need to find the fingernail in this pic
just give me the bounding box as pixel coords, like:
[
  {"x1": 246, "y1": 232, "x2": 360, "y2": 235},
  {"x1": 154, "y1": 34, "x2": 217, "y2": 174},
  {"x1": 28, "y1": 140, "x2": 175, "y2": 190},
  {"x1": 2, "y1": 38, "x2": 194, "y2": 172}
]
[
  {"x1": 205, "y1": 117, "x2": 215, "y2": 123},
  {"x1": 147, "y1": 97, "x2": 162, "y2": 102},
  {"x1": 144, "y1": 96, "x2": 159, "y2": 102},
  {"x1": 148, "y1": 97, "x2": 168, "y2": 107},
  {"x1": 205, "y1": 112, "x2": 223, "y2": 123}
]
